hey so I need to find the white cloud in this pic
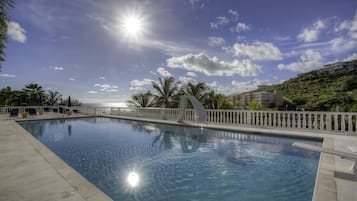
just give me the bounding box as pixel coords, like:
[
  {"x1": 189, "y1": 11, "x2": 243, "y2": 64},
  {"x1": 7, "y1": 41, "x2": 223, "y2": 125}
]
[
  {"x1": 130, "y1": 78, "x2": 154, "y2": 87},
  {"x1": 94, "y1": 83, "x2": 119, "y2": 93},
  {"x1": 7, "y1": 21, "x2": 27, "y2": 43},
  {"x1": 334, "y1": 20, "x2": 351, "y2": 32},
  {"x1": 179, "y1": 76, "x2": 197, "y2": 84},
  {"x1": 208, "y1": 36, "x2": 226, "y2": 47},
  {"x1": 167, "y1": 53, "x2": 261, "y2": 77},
  {"x1": 186, "y1": 72, "x2": 197, "y2": 77},
  {"x1": 297, "y1": 20, "x2": 326, "y2": 42},
  {"x1": 228, "y1": 9, "x2": 239, "y2": 21},
  {"x1": 344, "y1": 53, "x2": 357, "y2": 61},
  {"x1": 330, "y1": 37, "x2": 357, "y2": 52},
  {"x1": 0, "y1": 73, "x2": 16, "y2": 78},
  {"x1": 232, "y1": 22, "x2": 251, "y2": 33},
  {"x1": 156, "y1": 67, "x2": 172, "y2": 77},
  {"x1": 231, "y1": 79, "x2": 271, "y2": 93},
  {"x1": 49, "y1": 66, "x2": 64, "y2": 71},
  {"x1": 277, "y1": 49, "x2": 323, "y2": 72},
  {"x1": 88, "y1": 91, "x2": 98, "y2": 94},
  {"x1": 206, "y1": 79, "x2": 271, "y2": 95},
  {"x1": 129, "y1": 86, "x2": 146, "y2": 91},
  {"x1": 69, "y1": 78, "x2": 75, "y2": 81},
  {"x1": 210, "y1": 16, "x2": 229, "y2": 28},
  {"x1": 232, "y1": 41, "x2": 282, "y2": 61}
]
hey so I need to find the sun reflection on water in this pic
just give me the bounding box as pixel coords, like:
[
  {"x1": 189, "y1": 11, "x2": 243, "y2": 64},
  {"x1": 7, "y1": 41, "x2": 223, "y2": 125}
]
[{"x1": 127, "y1": 171, "x2": 140, "y2": 188}]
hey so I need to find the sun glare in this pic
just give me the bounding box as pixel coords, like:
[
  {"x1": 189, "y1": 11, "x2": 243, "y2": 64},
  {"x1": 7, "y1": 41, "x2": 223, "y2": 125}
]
[
  {"x1": 127, "y1": 172, "x2": 140, "y2": 187},
  {"x1": 120, "y1": 14, "x2": 145, "y2": 39},
  {"x1": 124, "y1": 16, "x2": 141, "y2": 34}
]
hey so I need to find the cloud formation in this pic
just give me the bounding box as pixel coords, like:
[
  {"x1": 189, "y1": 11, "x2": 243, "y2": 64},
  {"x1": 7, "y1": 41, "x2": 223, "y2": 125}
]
[
  {"x1": 186, "y1": 72, "x2": 197, "y2": 77},
  {"x1": 232, "y1": 41, "x2": 282, "y2": 61},
  {"x1": 232, "y1": 22, "x2": 251, "y2": 33},
  {"x1": 156, "y1": 67, "x2": 172, "y2": 77},
  {"x1": 207, "y1": 79, "x2": 271, "y2": 95},
  {"x1": 208, "y1": 37, "x2": 225, "y2": 47},
  {"x1": 130, "y1": 78, "x2": 154, "y2": 87},
  {"x1": 0, "y1": 73, "x2": 16, "y2": 78},
  {"x1": 278, "y1": 49, "x2": 323, "y2": 72},
  {"x1": 210, "y1": 16, "x2": 229, "y2": 28},
  {"x1": 167, "y1": 53, "x2": 261, "y2": 77},
  {"x1": 297, "y1": 20, "x2": 326, "y2": 42},
  {"x1": 7, "y1": 21, "x2": 27, "y2": 43},
  {"x1": 344, "y1": 53, "x2": 357, "y2": 61},
  {"x1": 94, "y1": 83, "x2": 119, "y2": 92},
  {"x1": 49, "y1": 66, "x2": 64, "y2": 71}
]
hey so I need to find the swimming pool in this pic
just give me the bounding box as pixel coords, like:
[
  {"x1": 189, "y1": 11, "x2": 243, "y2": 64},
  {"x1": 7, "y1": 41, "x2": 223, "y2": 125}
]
[{"x1": 19, "y1": 117, "x2": 321, "y2": 201}]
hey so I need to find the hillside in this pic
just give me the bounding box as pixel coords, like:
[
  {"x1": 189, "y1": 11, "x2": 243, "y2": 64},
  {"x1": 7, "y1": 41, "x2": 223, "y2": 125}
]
[{"x1": 252, "y1": 61, "x2": 357, "y2": 112}]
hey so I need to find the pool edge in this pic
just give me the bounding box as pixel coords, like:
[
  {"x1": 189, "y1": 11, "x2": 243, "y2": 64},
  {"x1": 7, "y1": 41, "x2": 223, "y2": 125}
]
[{"x1": 2, "y1": 119, "x2": 113, "y2": 201}]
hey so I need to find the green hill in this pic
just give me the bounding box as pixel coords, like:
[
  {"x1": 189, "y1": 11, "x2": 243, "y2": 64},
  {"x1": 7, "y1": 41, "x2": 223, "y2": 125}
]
[{"x1": 253, "y1": 60, "x2": 357, "y2": 112}]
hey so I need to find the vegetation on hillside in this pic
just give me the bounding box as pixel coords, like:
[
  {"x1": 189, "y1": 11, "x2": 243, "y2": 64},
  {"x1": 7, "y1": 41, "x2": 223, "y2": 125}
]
[
  {"x1": 0, "y1": 83, "x2": 81, "y2": 106},
  {"x1": 253, "y1": 62, "x2": 357, "y2": 112},
  {"x1": 128, "y1": 77, "x2": 233, "y2": 109}
]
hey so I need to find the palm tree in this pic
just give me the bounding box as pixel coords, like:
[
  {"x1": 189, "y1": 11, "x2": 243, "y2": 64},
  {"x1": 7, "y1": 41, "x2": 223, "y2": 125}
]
[
  {"x1": 46, "y1": 90, "x2": 62, "y2": 106},
  {"x1": 0, "y1": 0, "x2": 14, "y2": 71},
  {"x1": 127, "y1": 91, "x2": 155, "y2": 107},
  {"x1": 0, "y1": 86, "x2": 14, "y2": 105},
  {"x1": 152, "y1": 77, "x2": 179, "y2": 108},
  {"x1": 184, "y1": 82, "x2": 209, "y2": 102},
  {"x1": 23, "y1": 83, "x2": 45, "y2": 106}
]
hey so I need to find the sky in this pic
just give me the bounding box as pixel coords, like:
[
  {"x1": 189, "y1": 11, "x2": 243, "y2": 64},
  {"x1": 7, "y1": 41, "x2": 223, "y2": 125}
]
[{"x1": 0, "y1": 0, "x2": 356, "y2": 103}]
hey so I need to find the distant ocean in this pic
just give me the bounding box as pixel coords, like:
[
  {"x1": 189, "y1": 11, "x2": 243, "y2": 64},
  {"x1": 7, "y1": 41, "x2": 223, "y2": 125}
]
[{"x1": 81, "y1": 102, "x2": 128, "y2": 108}]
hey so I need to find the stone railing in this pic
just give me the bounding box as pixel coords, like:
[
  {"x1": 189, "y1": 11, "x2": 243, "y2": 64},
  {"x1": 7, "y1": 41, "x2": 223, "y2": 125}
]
[
  {"x1": 105, "y1": 107, "x2": 357, "y2": 136},
  {"x1": 1, "y1": 106, "x2": 356, "y2": 136}
]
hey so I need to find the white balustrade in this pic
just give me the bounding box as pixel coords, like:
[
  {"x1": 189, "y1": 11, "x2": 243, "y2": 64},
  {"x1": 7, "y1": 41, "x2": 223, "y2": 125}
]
[{"x1": 1, "y1": 106, "x2": 356, "y2": 136}]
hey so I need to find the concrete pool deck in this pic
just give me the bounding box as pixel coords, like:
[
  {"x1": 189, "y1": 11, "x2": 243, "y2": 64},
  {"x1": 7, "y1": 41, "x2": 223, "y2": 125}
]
[{"x1": 0, "y1": 113, "x2": 356, "y2": 201}]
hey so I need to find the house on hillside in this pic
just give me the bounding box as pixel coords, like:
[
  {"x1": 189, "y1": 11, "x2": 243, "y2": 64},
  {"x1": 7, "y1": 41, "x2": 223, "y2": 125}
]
[{"x1": 323, "y1": 60, "x2": 357, "y2": 73}]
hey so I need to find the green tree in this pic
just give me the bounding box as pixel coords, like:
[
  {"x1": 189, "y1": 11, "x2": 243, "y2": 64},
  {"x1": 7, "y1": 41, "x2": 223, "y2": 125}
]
[
  {"x1": 184, "y1": 82, "x2": 208, "y2": 102},
  {"x1": 46, "y1": 90, "x2": 62, "y2": 106},
  {"x1": 0, "y1": 0, "x2": 14, "y2": 71},
  {"x1": 127, "y1": 91, "x2": 155, "y2": 107},
  {"x1": 23, "y1": 83, "x2": 45, "y2": 106},
  {"x1": 152, "y1": 77, "x2": 179, "y2": 108},
  {"x1": 203, "y1": 91, "x2": 233, "y2": 109},
  {"x1": 0, "y1": 86, "x2": 14, "y2": 105}
]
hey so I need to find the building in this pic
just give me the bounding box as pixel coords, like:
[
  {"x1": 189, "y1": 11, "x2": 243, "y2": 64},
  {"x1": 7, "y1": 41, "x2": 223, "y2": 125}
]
[
  {"x1": 228, "y1": 90, "x2": 283, "y2": 108},
  {"x1": 323, "y1": 60, "x2": 357, "y2": 73}
]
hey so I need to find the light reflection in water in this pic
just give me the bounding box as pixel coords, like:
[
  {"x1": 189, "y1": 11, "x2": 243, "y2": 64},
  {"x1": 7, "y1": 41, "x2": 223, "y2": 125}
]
[{"x1": 127, "y1": 172, "x2": 140, "y2": 187}]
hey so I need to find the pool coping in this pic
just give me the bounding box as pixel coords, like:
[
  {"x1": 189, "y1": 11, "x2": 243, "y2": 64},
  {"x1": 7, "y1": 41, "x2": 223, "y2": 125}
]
[
  {"x1": 3, "y1": 114, "x2": 357, "y2": 201},
  {"x1": 0, "y1": 115, "x2": 113, "y2": 201}
]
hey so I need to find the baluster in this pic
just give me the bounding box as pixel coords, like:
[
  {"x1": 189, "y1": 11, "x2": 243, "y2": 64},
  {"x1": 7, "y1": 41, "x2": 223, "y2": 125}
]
[
  {"x1": 308, "y1": 113, "x2": 312, "y2": 129},
  {"x1": 348, "y1": 114, "x2": 353, "y2": 134},
  {"x1": 320, "y1": 113, "x2": 324, "y2": 130},
  {"x1": 341, "y1": 114, "x2": 345, "y2": 132},
  {"x1": 334, "y1": 113, "x2": 338, "y2": 131}
]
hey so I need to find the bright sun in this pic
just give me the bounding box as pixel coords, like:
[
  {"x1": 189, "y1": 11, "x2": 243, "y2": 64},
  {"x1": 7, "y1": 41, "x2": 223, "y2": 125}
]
[
  {"x1": 123, "y1": 16, "x2": 142, "y2": 34},
  {"x1": 121, "y1": 14, "x2": 144, "y2": 38}
]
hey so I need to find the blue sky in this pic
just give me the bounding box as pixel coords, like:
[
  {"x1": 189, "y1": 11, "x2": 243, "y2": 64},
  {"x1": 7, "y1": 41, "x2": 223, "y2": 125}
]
[{"x1": 1, "y1": 0, "x2": 356, "y2": 103}]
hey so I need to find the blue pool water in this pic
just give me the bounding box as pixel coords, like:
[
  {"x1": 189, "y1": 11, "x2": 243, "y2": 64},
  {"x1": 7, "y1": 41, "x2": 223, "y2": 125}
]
[{"x1": 20, "y1": 117, "x2": 321, "y2": 201}]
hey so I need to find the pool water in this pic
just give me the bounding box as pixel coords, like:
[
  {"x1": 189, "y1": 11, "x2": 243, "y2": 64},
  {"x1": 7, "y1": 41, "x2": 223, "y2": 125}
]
[{"x1": 20, "y1": 117, "x2": 321, "y2": 201}]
